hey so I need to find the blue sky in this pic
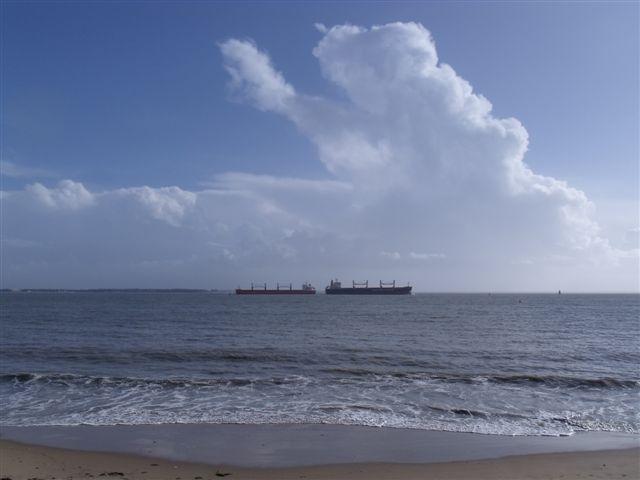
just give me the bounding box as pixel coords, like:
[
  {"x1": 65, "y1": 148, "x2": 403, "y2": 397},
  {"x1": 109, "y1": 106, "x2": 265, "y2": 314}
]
[
  {"x1": 1, "y1": 1, "x2": 638, "y2": 290},
  {"x1": 4, "y1": 2, "x2": 637, "y2": 194}
]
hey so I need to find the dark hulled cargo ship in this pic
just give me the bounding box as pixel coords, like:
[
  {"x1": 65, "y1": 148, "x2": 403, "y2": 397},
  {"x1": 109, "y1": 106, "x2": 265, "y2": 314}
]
[
  {"x1": 235, "y1": 282, "x2": 316, "y2": 295},
  {"x1": 325, "y1": 279, "x2": 412, "y2": 295}
]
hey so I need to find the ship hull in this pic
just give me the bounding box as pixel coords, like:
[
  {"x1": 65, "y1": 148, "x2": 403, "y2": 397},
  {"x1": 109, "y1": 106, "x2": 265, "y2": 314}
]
[
  {"x1": 325, "y1": 286, "x2": 412, "y2": 295},
  {"x1": 235, "y1": 289, "x2": 316, "y2": 295}
]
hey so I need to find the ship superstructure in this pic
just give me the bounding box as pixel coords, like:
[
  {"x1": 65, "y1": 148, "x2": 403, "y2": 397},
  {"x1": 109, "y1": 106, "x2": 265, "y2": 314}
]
[{"x1": 235, "y1": 282, "x2": 316, "y2": 295}]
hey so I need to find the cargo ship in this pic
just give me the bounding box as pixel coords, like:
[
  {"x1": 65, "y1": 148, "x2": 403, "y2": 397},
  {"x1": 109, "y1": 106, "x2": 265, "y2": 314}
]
[
  {"x1": 325, "y1": 279, "x2": 412, "y2": 295},
  {"x1": 235, "y1": 282, "x2": 316, "y2": 295}
]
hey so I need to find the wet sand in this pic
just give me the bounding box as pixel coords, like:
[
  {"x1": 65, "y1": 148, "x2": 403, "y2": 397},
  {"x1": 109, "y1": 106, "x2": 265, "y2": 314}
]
[
  {"x1": 0, "y1": 424, "x2": 638, "y2": 479},
  {"x1": 1, "y1": 440, "x2": 638, "y2": 480}
]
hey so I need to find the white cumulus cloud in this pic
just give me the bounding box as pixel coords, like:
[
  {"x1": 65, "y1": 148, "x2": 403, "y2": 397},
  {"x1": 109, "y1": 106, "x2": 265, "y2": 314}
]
[
  {"x1": 218, "y1": 23, "x2": 633, "y2": 267},
  {"x1": 220, "y1": 39, "x2": 295, "y2": 113},
  {"x1": 113, "y1": 186, "x2": 197, "y2": 227},
  {"x1": 26, "y1": 180, "x2": 94, "y2": 210}
]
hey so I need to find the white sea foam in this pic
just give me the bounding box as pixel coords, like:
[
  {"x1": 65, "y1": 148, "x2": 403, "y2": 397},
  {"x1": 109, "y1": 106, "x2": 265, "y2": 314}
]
[{"x1": 1, "y1": 371, "x2": 638, "y2": 436}]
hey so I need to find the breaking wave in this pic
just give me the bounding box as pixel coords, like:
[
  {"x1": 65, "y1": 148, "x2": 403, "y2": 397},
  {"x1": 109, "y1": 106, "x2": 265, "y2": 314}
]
[
  {"x1": 318, "y1": 370, "x2": 639, "y2": 389},
  {"x1": 3, "y1": 372, "x2": 638, "y2": 390},
  {"x1": 2, "y1": 370, "x2": 638, "y2": 435}
]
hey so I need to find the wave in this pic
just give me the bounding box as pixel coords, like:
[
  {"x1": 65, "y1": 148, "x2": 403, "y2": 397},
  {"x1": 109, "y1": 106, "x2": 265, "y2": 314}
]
[
  {"x1": 2, "y1": 372, "x2": 638, "y2": 436},
  {"x1": 0, "y1": 348, "x2": 306, "y2": 365},
  {"x1": 0, "y1": 372, "x2": 309, "y2": 388},
  {"x1": 487, "y1": 374, "x2": 639, "y2": 389},
  {"x1": 2, "y1": 396, "x2": 635, "y2": 436},
  {"x1": 317, "y1": 403, "x2": 393, "y2": 414},
  {"x1": 319, "y1": 369, "x2": 639, "y2": 389},
  {"x1": 2, "y1": 371, "x2": 638, "y2": 391}
]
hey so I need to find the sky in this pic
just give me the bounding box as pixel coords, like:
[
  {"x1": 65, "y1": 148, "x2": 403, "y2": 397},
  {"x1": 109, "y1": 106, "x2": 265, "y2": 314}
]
[{"x1": 1, "y1": 1, "x2": 638, "y2": 292}]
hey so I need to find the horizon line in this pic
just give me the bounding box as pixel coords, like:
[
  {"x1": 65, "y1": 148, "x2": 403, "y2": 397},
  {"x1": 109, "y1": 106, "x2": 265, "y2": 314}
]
[{"x1": 2, "y1": 288, "x2": 639, "y2": 295}]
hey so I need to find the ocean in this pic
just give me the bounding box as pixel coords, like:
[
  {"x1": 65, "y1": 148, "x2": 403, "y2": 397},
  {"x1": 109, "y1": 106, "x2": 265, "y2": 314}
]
[{"x1": 1, "y1": 292, "x2": 638, "y2": 436}]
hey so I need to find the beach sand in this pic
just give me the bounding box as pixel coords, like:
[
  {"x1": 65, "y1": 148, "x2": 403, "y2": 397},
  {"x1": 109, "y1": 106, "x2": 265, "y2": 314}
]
[{"x1": 1, "y1": 440, "x2": 639, "y2": 480}]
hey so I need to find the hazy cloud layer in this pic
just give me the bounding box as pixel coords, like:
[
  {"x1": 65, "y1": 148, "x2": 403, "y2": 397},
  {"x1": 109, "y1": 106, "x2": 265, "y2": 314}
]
[
  {"x1": 1, "y1": 160, "x2": 54, "y2": 179},
  {"x1": 2, "y1": 23, "x2": 637, "y2": 290}
]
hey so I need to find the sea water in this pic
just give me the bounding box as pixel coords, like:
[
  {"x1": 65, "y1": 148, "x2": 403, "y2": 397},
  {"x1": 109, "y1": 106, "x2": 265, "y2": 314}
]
[{"x1": 1, "y1": 292, "x2": 638, "y2": 436}]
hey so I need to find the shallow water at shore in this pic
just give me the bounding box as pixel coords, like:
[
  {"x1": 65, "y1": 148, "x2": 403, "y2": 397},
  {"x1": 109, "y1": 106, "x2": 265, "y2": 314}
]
[{"x1": 2, "y1": 424, "x2": 638, "y2": 467}]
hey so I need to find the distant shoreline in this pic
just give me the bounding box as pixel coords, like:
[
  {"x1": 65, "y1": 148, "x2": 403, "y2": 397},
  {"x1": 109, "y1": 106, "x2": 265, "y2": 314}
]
[{"x1": 0, "y1": 288, "x2": 226, "y2": 293}]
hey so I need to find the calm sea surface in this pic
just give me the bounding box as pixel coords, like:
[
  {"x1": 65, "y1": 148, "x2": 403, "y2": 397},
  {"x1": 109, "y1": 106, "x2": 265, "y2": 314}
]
[{"x1": 1, "y1": 292, "x2": 638, "y2": 436}]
